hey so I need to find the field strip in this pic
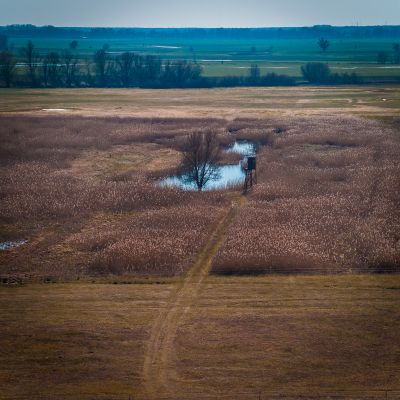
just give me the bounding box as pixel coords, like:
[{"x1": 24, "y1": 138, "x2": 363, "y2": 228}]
[{"x1": 142, "y1": 195, "x2": 245, "y2": 398}]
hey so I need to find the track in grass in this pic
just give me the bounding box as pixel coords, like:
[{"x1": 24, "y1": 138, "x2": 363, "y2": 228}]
[{"x1": 142, "y1": 195, "x2": 245, "y2": 399}]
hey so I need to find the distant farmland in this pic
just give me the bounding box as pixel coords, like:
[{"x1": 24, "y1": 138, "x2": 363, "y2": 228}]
[{"x1": 9, "y1": 37, "x2": 400, "y2": 79}]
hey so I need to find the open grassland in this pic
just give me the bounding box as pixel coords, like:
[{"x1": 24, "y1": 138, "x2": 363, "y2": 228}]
[
  {"x1": 0, "y1": 87, "x2": 399, "y2": 399},
  {"x1": 1, "y1": 87, "x2": 400, "y2": 118},
  {"x1": 0, "y1": 106, "x2": 399, "y2": 282},
  {"x1": 0, "y1": 282, "x2": 174, "y2": 400},
  {"x1": 0, "y1": 276, "x2": 399, "y2": 399},
  {"x1": 212, "y1": 117, "x2": 400, "y2": 275},
  {"x1": 0, "y1": 116, "x2": 231, "y2": 280},
  {"x1": 174, "y1": 275, "x2": 400, "y2": 399}
]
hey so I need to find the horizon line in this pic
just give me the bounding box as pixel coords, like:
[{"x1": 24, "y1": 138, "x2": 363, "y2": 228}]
[{"x1": 2, "y1": 23, "x2": 400, "y2": 29}]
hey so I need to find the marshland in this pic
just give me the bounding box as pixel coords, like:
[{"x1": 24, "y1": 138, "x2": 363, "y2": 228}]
[
  {"x1": 0, "y1": 86, "x2": 400, "y2": 399},
  {"x1": 1, "y1": 8, "x2": 400, "y2": 399}
]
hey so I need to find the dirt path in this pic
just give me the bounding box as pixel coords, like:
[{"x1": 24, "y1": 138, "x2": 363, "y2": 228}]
[{"x1": 142, "y1": 196, "x2": 245, "y2": 399}]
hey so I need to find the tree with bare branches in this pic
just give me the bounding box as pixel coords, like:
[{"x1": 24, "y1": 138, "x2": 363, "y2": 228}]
[
  {"x1": 318, "y1": 38, "x2": 330, "y2": 53},
  {"x1": 116, "y1": 51, "x2": 135, "y2": 87},
  {"x1": 61, "y1": 50, "x2": 78, "y2": 87},
  {"x1": 22, "y1": 40, "x2": 39, "y2": 86},
  {"x1": 0, "y1": 51, "x2": 17, "y2": 87},
  {"x1": 0, "y1": 34, "x2": 8, "y2": 51},
  {"x1": 180, "y1": 131, "x2": 221, "y2": 191},
  {"x1": 94, "y1": 49, "x2": 109, "y2": 86}
]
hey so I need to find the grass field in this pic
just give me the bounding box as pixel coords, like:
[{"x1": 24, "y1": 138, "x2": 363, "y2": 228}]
[
  {"x1": 0, "y1": 86, "x2": 399, "y2": 399},
  {"x1": 1, "y1": 86, "x2": 400, "y2": 117},
  {"x1": 1, "y1": 276, "x2": 399, "y2": 399},
  {"x1": 9, "y1": 37, "x2": 400, "y2": 80}
]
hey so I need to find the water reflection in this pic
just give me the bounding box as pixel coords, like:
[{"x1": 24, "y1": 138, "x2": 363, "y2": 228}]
[
  {"x1": 0, "y1": 240, "x2": 27, "y2": 251},
  {"x1": 226, "y1": 140, "x2": 256, "y2": 156},
  {"x1": 160, "y1": 140, "x2": 255, "y2": 191},
  {"x1": 160, "y1": 163, "x2": 245, "y2": 191}
]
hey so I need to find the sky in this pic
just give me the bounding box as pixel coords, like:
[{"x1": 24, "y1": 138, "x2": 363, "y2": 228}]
[{"x1": 1, "y1": 0, "x2": 399, "y2": 27}]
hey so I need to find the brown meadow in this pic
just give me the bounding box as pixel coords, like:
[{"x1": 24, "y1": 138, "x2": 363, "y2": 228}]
[
  {"x1": 0, "y1": 114, "x2": 399, "y2": 281},
  {"x1": 212, "y1": 116, "x2": 400, "y2": 275},
  {"x1": 0, "y1": 88, "x2": 400, "y2": 400}
]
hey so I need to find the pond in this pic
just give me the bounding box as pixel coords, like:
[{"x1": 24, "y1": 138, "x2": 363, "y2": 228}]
[
  {"x1": 226, "y1": 140, "x2": 256, "y2": 156},
  {"x1": 0, "y1": 240, "x2": 27, "y2": 251},
  {"x1": 160, "y1": 140, "x2": 256, "y2": 191}
]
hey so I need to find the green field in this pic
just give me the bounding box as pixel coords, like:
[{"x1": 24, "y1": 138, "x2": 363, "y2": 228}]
[{"x1": 10, "y1": 37, "x2": 400, "y2": 80}]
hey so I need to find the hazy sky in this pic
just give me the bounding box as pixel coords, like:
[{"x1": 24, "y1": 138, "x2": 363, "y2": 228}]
[{"x1": 1, "y1": 0, "x2": 399, "y2": 27}]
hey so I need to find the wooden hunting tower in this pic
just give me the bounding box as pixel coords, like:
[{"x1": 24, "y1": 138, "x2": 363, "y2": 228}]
[
  {"x1": 243, "y1": 155, "x2": 257, "y2": 192},
  {"x1": 247, "y1": 156, "x2": 256, "y2": 171}
]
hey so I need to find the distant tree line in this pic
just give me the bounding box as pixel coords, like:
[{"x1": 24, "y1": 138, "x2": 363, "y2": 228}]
[
  {"x1": 377, "y1": 43, "x2": 400, "y2": 64},
  {"x1": 0, "y1": 40, "x2": 371, "y2": 88},
  {"x1": 0, "y1": 40, "x2": 297, "y2": 88},
  {"x1": 1, "y1": 25, "x2": 400, "y2": 40}
]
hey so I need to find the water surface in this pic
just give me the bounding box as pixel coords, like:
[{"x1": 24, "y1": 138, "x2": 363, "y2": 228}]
[
  {"x1": 160, "y1": 140, "x2": 256, "y2": 191},
  {"x1": 0, "y1": 240, "x2": 27, "y2": 251}
]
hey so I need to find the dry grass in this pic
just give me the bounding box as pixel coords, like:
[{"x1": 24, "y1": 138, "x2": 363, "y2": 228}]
[
  {"x1": 172, "y1": 274, "x2": 400, "y2": 399},
  {"x1": 2, "y1": 276, "x2": 398, "y2": 399},
  {"x1": 1, "y1": 86, "x2": 400, "y2": 118},
  {"x1": 0, "y1": 282, "x2": 173, "y2": 400},
  {"x1": 71, "y1": 204, "x2": 225, "y2": 277},
  {"x1": 0, "y1": 113, "x2": 399, "y2": 280},
  {"x1": 212, "y1": 116, "x2": 400, "y2": 275},
  {"x1": 0, "y1": 115, "x2": 229, "y2": 281},
  {"x1": 0, "y1": 89, "x2": 399, "y2": 400}
]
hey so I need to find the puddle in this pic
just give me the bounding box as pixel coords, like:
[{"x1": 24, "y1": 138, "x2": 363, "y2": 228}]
[
  {"x1": 42, "y1": 108, "x2": 68, "y2": 112},
  {"x1": 150, "y1": 45, "x2": 182, "y2": 49},
  {"x1": 160, "y1": 140, "x2": 256, "y2": 191},
  {"x1": 234, "y1": 66, "x2": 289, "y2": 69},
  {"x1": 226, "y1": 140, "x2": 256, "y2": 156},
  {"x1": 160, "y1": 163, "x2": 246, "y2": 191},
  {"x1": 0, "y1": 240, "x2": 28, "y2": 251}
]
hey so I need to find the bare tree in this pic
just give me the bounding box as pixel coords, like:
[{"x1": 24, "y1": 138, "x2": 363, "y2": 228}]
[
  {"x1": 393, "y1": 43, "x2": 400, "y2": 64},
  {"x1": 144, "y1": 55, "x2": 162, "y2": 82},
  {"x1": 116, "y1": 51, "x2": 135, "y2": 87},
  {"x1": 0, "y1": 34, "x2": 8, "y2": 51},
  {"x1": 22, "y1": 40, "x2": 39, "y2": 86},
  {"x1": 180, "y1": 131, "x2": 221, "y2": 191},
  {"x1": 41, "y1": 57, "x2": 49, "y2": 87},
  {"x1": 318, "y1": 38, "x2": 330, "y2": 53},
  {"x1": 249, "y1": 64, "x2": 261, "y2": 84},
  {"x1": 46, "y1": 52, "x2": 60, "y2": 86},
  {"x1": 83, "y1": 57, "x2": 94, "y2": 86},
  {"x1": 69, "y1": 40, "x2": 78, "y2": 51},
  {"x1": 377, "y1": 51, "x2": 388, "y2": 65},
  {"x1": 0, "y1": 51, "x2": 17, "y2": 87},
  {"x1": 94, "y1": 49, "x2": 109, "y2": 86},
  {"x1": 61, "y1": 50, "x2": 78, "y2": 87}
]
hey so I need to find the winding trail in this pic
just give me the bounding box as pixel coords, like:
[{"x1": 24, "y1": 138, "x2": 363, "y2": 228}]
[{"x1": 142, "y1": 195, "x2": 245, "y2": 399}]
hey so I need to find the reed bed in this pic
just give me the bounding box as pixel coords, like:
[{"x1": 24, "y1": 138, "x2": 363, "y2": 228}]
[
  {"x1": 0, "y1": 115, "x2": 228, "y2": 280},
  {"x1": 69, "y1": 204, "x2": 225, "y2": 276},
  {"x1": 212, "y1": 116, "x2": 400, "y2": 275},
  {"x1": 1, "y1": 114, "x2": 398, "y2": 279}
]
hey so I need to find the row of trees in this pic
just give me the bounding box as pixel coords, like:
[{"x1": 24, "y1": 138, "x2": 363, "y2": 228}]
[
  {"x1": 377, "y1": 43, "x2": 400, "y2": 64},
  {"x1": 0, "y1": 41, "x2": 296, "y2": 88},
  {"x1": 0, "y1": 41, "x2": 368, "y2": 88},
  {"x1": 0, "y1": 41, "x2": 204, "y2": 88},
  {"x1": 2, "y1": 25, "x2": 400, "y2": 40}
]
